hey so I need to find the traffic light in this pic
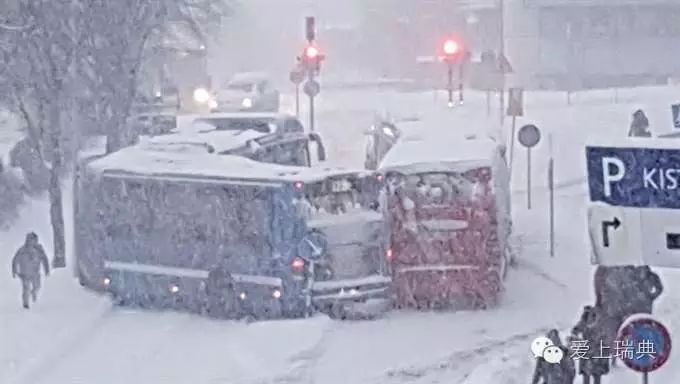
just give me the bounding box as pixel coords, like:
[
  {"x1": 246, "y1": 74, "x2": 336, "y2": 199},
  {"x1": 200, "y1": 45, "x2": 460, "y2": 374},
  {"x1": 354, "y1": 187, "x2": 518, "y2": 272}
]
[
  {"x1": 298, "y1": 44, "x2": 324, "y2": 74},
  {"x1": 442, "y1": 38, "x2": 463, "y2": 63}
]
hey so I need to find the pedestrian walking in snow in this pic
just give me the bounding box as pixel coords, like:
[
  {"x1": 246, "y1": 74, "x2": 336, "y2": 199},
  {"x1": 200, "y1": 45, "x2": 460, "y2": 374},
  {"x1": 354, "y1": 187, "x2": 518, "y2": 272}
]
[
  {"x1": 11, "y1": 232, "x2": 50, "y2": 309},
  {"x1": 532, "y1": 329, "x2": 575, "y2": 384},
  {"x1": 631, "y1": 266, "x2": 663, "y2": 314},
  {"x1": 205, "y1": 257, "x2": 238, "y2": 319},
  {"x1": 571, "y1": 305, "x2": 610, "y2": 384},
  {"x1": 628, "y1": 109, "x2": 651, "y2": 137}
]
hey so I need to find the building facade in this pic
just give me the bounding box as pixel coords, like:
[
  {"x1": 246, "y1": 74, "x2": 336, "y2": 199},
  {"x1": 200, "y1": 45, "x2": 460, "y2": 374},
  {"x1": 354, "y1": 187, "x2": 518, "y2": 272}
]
[{"x1": 506, "y1": 0, "x2": 680, "y2": 89}]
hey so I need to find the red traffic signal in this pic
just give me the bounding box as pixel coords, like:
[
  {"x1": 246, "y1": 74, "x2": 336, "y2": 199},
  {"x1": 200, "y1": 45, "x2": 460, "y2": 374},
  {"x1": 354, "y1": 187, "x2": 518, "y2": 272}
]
[
  {"x1": 299, "y1": 44, "x2": 324, "y2": 73},
  {"x1": 443, "y1": 39, "x2": 460, "y2": 56}
]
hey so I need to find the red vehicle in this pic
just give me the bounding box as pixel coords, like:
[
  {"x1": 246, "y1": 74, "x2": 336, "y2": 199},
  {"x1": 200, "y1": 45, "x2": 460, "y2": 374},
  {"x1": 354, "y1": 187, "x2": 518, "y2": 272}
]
[{"x1": 378, "y1": 133, "x2": 512, "y2": 310}]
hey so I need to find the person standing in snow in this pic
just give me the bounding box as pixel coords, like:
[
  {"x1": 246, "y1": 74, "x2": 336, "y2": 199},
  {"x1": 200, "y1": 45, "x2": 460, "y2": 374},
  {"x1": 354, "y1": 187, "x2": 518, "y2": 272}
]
[
  {"x1": 532, "y1": 329, "x2": 575, "y2": 384},
  {"x1": 628, "y1": 109, "x2": 651, "y2": 137},
  {"x1": 571, "y1": 305, "x2": 610, "y2": 384},
  {"x1": 205, "y1": 257, "x2": 238, "y2": 318},
  {"x1": 11, "y1": 232, "x2": 50, "y2": 309}
]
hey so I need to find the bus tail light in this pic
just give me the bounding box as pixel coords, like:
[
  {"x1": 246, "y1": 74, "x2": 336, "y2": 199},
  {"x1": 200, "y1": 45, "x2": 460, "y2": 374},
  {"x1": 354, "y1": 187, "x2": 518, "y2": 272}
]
[
  {"x1": 385, "y1": 248, "x2": 393, "y2": 262},
  {"x1": 291, "y1": 257, "x2": 306, "y2": 274}
]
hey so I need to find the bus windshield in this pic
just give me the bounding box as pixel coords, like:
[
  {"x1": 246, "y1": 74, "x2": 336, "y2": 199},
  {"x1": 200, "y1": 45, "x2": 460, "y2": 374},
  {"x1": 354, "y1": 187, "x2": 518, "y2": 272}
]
[
  {"x1": 388, "y1": 170, "x2": 490, "y2": 207},
  {"x1": 295, "y1": 175, "x2": 381, "y2": 220}
]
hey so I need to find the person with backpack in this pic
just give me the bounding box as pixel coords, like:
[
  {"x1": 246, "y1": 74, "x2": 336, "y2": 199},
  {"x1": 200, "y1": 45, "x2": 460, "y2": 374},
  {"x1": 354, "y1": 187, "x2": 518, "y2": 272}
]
[
  {"x1": 532, "y1": 329, "x2": 576, "y2": 384},
  {"x1": 11, "y1": 232, "x2": 50, "y2": 309},
  {"x1": 628, "y1": 109, "x2": 651, "y2": 137},
  {"x1": 571, "y1": 305, "x2": 610, "y2": 384}
]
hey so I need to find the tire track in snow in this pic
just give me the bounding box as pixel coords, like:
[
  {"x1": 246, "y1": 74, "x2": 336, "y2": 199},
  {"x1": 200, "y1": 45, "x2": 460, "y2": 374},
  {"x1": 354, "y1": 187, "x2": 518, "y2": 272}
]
[
  {"x1": 264, "y1": 320, "x2": 336, "y2": 384},
  {"x1": 11, "y1": 304, "x2": 114, "y2": 384}
]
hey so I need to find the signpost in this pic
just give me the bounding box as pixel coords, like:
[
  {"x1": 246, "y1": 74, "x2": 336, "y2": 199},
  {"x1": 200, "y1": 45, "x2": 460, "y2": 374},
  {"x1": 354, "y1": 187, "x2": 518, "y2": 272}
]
[
  {"x1": 548, "y1": 133, "x2": 555, "y2": 257},
  {"x1": 586, "y1": 143, "x2": 680, "y2": 267},
  {"x1": 507, "y1": 87, "x2": 524, "y2": 171},
  {"x1": 290, "y1": 68, "x2": 304, "y2": 117},
  {"x1": 617, "y1": 316, "x2": 672, "y2": 384},
  {"x1": 518, "y1": 124, "x2": 541, "y2": 209},
  {"x1": 671, "y1": 103, "x2": 680, "y2": 129}
]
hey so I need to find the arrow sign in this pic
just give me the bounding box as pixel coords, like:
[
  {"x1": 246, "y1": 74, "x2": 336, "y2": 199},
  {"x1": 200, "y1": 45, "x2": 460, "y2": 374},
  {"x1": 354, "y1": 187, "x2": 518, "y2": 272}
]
[{"x1": 601, "y1": 217, "x2": 621, "y2": 247}]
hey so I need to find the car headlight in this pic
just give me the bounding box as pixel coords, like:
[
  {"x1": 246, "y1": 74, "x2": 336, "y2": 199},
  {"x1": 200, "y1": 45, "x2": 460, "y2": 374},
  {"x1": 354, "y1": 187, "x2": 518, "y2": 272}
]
[
  {"x1": 208, "y1": 99, "x2": 218, "y2": 109},
  {"x1": 241, "y1": 98, "x2": 253, "y2": 108},
  {"x1": 193, "y1": 88, "x2": 211, "y2": 104},
  {"x1": 272, "y1": 289, "x2": 282, "y2": 299}
]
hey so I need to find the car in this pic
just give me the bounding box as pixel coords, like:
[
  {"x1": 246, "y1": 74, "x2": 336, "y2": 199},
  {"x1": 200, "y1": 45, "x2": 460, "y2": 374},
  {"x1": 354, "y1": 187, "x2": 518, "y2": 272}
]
[{"x1": 212, "y1": 72, "x2": 280, "y2": 113}]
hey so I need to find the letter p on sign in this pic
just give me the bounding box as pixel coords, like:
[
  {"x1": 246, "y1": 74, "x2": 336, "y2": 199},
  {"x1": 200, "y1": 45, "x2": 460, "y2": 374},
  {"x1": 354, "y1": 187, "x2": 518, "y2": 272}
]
[{"x1": 602, "y1": 157, "x2": 625, "y2": 197}]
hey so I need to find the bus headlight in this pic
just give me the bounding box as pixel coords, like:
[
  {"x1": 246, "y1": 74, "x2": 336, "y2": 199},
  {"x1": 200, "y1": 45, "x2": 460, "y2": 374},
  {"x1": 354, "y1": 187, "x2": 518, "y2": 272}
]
[
  {"x1": 170, "y1": 284, "x2": 180, "y2": 294},
  {"x1": 193, "y1": 88, "x2": 210, "y2": 104},
  {"x1": 103, "y1": 277, "x2": 111, "y2": 286},
  {"x1": 239, "y1": 292, "x2": 247, "y2": 301},
  {"x1": 241, "y1": 98, "x2": 253, "y2": 108},
  {"x1": 272, "y1": 289, "x2": 282, "y2": 299}
]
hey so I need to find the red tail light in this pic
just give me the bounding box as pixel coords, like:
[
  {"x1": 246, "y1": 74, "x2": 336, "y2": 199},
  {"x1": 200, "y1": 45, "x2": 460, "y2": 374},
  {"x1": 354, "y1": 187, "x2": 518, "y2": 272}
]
[
  {"x1": 376, "y1": 174, "x2": 384, "y2": 182},
  {"x1": 385, "y1": 248, "x2": 393, "y2": 262},
  {"x1": 294, "y1": 181, "x2": 304, "y2": 190},
  {"x1": 291, "y1": 257, "x2": 305, "y2": 274}
]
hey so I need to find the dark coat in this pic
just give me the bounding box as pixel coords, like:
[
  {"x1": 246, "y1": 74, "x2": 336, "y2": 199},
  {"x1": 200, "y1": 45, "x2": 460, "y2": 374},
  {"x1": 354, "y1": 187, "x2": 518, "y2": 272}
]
[
  {"x1": 12, "y1": 242, "x2": 49, "y2": 279},
  {"x1": 628, "y1": 111, "x2": 651, "y2": 137},
  {"x1": 532, "y1": 346, "x2": 575, "y2": 384},
  {"x1": 572, "y1": 306, "x2": 610, "y2": 377},
  {"x1": 630, "y1": 267, "x2": 663, "y2": 314}
]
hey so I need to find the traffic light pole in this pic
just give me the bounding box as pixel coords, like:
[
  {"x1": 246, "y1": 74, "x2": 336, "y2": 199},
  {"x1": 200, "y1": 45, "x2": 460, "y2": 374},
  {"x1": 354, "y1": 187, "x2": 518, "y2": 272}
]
[
  {"x1": 447, "y1": 63, "x2": 454, "y2": 106},
  {"x1": 308, "y1": 73, "x2": 316, "y2": 132},
  {"x1": 499, "y1": 0, "x2": 506, "y2": 126},
  {"x1": 458, "y1": 62, "x2": 464, "y2": 104},
  {"x1": 295, "y1": 84, "x2": 300, "y2": 117}
]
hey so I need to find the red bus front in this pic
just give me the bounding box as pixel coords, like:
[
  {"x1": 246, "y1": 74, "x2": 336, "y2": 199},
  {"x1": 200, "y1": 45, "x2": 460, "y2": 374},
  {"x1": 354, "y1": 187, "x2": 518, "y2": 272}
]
[{"x1": 384, "y1": 167, "x2": 506, "y2": 310}]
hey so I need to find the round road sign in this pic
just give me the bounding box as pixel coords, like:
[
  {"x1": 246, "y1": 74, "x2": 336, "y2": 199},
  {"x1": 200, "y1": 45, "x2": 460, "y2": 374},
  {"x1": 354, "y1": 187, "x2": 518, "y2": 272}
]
[
  {"x1": 290, "y1": 69, "x2": 304, "y2": 85},
  {"x1": 518, "y1": 124, "x2": 541, "y2": 148},
  {"x1": 617, "y1": 316, "x2": 672, "y2": 373},
  {"x1": 303, "y1": 80, "x2": 320, "y2": 97}
]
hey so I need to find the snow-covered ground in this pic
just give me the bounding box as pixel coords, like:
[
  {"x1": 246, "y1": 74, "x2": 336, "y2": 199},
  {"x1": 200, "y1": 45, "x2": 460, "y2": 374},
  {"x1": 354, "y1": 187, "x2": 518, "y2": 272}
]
[{"x1": 3, "y1": 85, "x2": 680, "y2": 384}]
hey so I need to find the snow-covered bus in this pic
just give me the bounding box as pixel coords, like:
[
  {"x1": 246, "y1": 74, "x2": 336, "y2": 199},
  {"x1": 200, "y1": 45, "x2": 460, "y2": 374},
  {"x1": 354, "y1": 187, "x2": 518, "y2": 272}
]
[
  {"x1": 74, "y1": 144, "x2": 391, "y2": 319},
  {"x1": 378, "y1": 131, "x2": 512, "y2": 310}
]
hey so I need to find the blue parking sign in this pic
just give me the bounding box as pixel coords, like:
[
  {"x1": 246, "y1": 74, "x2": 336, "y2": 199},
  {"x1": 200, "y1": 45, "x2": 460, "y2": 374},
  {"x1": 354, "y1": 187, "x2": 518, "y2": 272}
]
[
  {"x1": 672, "y1": 104, "x2": 680, "y2": 129},
  {"x1": 586, "y1": 146, "x2": 680, "y2": 209}
]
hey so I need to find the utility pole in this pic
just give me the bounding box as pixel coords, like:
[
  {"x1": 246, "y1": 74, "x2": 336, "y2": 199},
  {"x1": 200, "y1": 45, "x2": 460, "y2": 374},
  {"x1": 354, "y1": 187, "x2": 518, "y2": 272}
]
[{"x1": 499, "y1": 0, "x2": 506, "y2": 126}]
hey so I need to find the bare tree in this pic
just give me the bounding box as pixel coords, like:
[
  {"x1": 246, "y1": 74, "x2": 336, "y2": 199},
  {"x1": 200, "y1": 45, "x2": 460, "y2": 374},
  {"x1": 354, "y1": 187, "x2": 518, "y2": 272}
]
[
  {"x1": 0, "y1": 0, "x2": 82, "y2": 268},
  {"x1": 0, "y1": 0, "x2": 228, "y2": 269}
]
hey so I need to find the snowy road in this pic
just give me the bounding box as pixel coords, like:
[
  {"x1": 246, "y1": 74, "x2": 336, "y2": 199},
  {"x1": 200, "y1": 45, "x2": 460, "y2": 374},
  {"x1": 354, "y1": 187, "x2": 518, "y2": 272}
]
[{"x1": 3, "y1": 85, "x2": 680, "y2": 384}]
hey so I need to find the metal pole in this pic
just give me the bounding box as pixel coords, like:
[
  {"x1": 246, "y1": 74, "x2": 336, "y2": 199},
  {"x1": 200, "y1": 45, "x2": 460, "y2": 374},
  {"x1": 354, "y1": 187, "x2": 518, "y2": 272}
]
[
  {"x1": 295, "y1": 85, "x2": 300, "y2": 117},
  {"x1": 499, "y1": 0, "x2": 505, "y2": 126},
  {"x1": 487, "y1": 90, "x2": 492, "y2": 116},
  {"x1": 509, "y1": 116, "x2": 517, "y2": 175},
  {"x1": 643, "y1": 372, "x2": 649, "y2": 384},
  {"x1": 309, "y1": 94, "x2": 315, "y2": 132},
  {"x1": 549, "y1": 158, "x2": 555, "y2": 257},
  {"x1": 549, "y1": 133, "x2": 554, "y2": 256},
  {"x1": 458, "y1": 62, "x2": 464, "y2": 104},
  {"x1": 527, "y1": 147, "x2": 532, "y2": 210},
  {"x1": 447, "y1": 64, "x2": 454, "y2": 106}
]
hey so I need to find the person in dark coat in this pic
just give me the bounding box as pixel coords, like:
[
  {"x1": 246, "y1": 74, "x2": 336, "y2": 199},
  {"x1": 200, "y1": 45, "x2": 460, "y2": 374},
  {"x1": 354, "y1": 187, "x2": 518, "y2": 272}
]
[
  {"x1": 205, "y1": 257, "x2": 238, "y2": 318},
  {"x1": 532, "y1": 329, "x2": 575, "y2": 384},
  {"x1": 11, "y1": 232, "x2": 50, "y2": 309},
  {"x1": 571, "y1": 305, "x2": 610, "y2": 384},
  {"x1": 628, "y1": 109, "x2": 651, "y2": 137},
  {"x1": 631, "y1": 266, "x2": 663, "y2": 314}
]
